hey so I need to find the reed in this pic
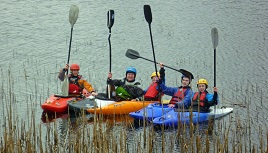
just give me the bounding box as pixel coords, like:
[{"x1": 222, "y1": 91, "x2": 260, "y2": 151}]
[{"x1": 0, "y1": 72, "x2": 267, "y2": 152}]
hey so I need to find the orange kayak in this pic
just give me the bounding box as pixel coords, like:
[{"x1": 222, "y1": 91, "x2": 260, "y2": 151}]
[{"x1": 86, "y1": 98, "x2": 156, "y2": 115}]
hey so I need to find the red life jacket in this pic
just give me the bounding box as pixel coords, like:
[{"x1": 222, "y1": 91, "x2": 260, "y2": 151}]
[
  {"x1": 192, "y1": 92, "x2": 207, "y2": 107},
  {"x1": 144, "y1": 82, "x2": 159, "y2": 99},
  {"x1": 169, "y1": 86, "x2": 189, "y2": 104},
  {"x1": 68, "y1": 75, "x2": 83, "y2": 94}
]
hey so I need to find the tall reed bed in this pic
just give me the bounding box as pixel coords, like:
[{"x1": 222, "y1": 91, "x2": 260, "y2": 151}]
[
  {"x1": 0, "y1": 68, "x2": 267, "y2": 152},
  {"x1": 1, "y1": 104, "x2": 267, "y2": 152}
]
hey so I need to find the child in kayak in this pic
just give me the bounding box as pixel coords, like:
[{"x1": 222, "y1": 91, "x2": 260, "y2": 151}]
[
  {"x1": 158, "y1": 73, "x2": 194, "y2": 108},
  {"x1": 144, "y1": 63, "x2": 165, "y2": 101},
  {"x1": 191, "y1": 78, "x2": 218, "y2": 112},
  {"x1": 107, "y1": 66, "x2": 144, "y2": 101},
  {"x1": 58, "y1": 63, "x2": 97, "y2": 96}
]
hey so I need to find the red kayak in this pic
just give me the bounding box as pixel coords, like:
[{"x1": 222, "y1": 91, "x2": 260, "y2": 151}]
[{"x1": 41, "y1": 89, "x2": 90, "y2": 113}]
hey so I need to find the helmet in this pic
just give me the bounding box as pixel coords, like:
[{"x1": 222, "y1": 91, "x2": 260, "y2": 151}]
[
  {"x1": 70, "y1": 64, "x2": 80, "y2": 71},
  {"x1": 151, "y1": 72, "x2": 160, "y2": 78},
  {"x1": 197, "y1": 78, "x2": 208, "y2": 87},
  {"x1": 126, "y1": 66, "x2": 137, "y2": 75}
]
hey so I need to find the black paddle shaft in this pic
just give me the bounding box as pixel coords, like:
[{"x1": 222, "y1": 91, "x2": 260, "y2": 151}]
[
  {"x1": 107, "y1": 10, "x2": 114, "y2": 72},
  {"x1": 125, "y1": 49, "x2": 194, "y2": 79}
]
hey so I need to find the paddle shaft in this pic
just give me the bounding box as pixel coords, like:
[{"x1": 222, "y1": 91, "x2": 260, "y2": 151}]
[
  {"x1": 148, "y1": 24, "x2": 158, "y2": 77},
  {"x1": 66, "y1": 27, "x2": 74, "y2": 75},
  {"x1": 107, "y1": 10, "x2": 114, "y2": 99},
  {"x1": 108, "y1": 29, "x2": 112, "y2": 72},
  {"x1": 211, "y1": 27, "x2": 219, "y2": 134},
  {"x1": 214, "y1": 48, "x2": 216, "y2": 87},
  {"x1": 107, "y1": 29, "x2": 112, "y2": 98},
  {"x1": 140, "y1": 56, "x2": 183, "y2": 73}
]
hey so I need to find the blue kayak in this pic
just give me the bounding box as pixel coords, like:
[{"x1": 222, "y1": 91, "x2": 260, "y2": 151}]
[
  {"x1": 129, "y1": 102, "x2": 174, "y2": 120},
  {"x1": 153, "y1": 107, "x2": 233, "y2": 126}
]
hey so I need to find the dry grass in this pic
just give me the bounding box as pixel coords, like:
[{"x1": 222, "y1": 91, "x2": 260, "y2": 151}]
[
  {"x1": 1, "y1": 105, "x2": 267, "y2": 153},
  {"x1": 0, "y1": 69, "x2": 267, "y2": 152}
]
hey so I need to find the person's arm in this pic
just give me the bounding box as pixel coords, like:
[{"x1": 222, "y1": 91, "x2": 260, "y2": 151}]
[
  {"x1": 212, "y1": 87, "x2": 219, "y2": 105},
  {"x1": 159, "y1": 64, "x2": 165, "y2": 84},
  {"x1": 206, "y1": 91, "x2": 219, "y2": 106},
  {"x1": 159, "y1": 83, "x2": 177, "y2": 96},
  {"x1": 78, "y1": 80, "x2": 94, "y2": 92},
  {"x1": 58, "y1": 64, "x2": 68, "y2": 81},
  {"x1": 107, "y1": 72, "x2": 124, "y2": 87}
]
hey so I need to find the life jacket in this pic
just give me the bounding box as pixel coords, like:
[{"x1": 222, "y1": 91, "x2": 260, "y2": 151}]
[
  {"x1": 68, "y1": 74, "x2": 83, "y2": 94},
  {"x1": 169, "y1": 86, "x2": 190, "y2": 104},
  {"x1": 192, "y1": 91, "x2": 207, "y2": 107},
  {"x1": 192, "y1": 91, "x2": 211, "y2": 112},
  {"x1": 144, "y1": 82, "x2": 160, "y2": 100}
]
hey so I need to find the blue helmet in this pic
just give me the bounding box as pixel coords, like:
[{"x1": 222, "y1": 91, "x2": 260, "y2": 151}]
[{"x1": 126, "y1": 66, "x2": 137, "y2": 76}]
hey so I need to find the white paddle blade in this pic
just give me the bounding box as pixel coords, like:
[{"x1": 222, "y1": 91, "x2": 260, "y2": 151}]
[
  {"x1": 69, "y1": 5, "x2": 79, "y2": 27},
  {"x1": 61, "y1": 76, "x2": 69, "y2": 96},
  {"x1": 211, "y1": 28, "x2": 218, "y2": 49}
]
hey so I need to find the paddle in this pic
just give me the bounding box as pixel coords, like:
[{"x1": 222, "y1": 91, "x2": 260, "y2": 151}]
[
  {"x1": 126, "y1": 49, "x2": 194, "y2": 79},
  {"x1": 107, "y1": 10, "x2": 115, "y2": 99},
  {"x1": 143, "y1": 5, "x2": 163, "y2": 102},
  {"x1": 209, "y1": 27, "x2": 218, "y2": 134},
  {"x1": 143, "y1": 5, "x2": 159, "y2": 77},
  {"x1": 62, "y1": 5, "x2": 79, "y2": 96}
]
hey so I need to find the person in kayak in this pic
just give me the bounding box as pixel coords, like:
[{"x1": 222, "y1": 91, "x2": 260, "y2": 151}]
[
  {"x1": 191, "y1": 78, "x2": 218, "y2": 112},
  {"x1": 107, "y1": 66, "x2": 144, "y2": 101},
  {"x1": 158, "y1": 73, "x2": 193, "y2": 108},
  {"x1": 58, "y1": 63, "x2": 98, "y2": 96},
  {"x1": 144, "y1": 63, "x2": 165, "y2": 101}
]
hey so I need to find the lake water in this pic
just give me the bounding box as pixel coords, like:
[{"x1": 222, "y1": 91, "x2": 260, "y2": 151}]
[{"x1": 1, "y1": 0, "x2": 268, "y2": 151}]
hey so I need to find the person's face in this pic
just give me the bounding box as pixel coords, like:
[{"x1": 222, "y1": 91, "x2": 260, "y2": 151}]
[
  {"x1": 181, "y1": 77, "x2": 190, "y2": 87},
  {"x1": 198, "y1": 84, "x2": 206, "y2": 92},
  {"x1": 126, "y1": 73, "x2": 135, "y2": 81},
  {"x1": 151, "y1": 76, "x2": 159, "y2": 83},
  {"x1": 72, "y1": 70, "x2": 79, "y2": 76}
]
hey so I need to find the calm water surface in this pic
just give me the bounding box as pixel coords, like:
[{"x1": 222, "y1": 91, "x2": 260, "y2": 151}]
[{"x1": 1, "y1": 0, "x2": 268, "y2": 151}]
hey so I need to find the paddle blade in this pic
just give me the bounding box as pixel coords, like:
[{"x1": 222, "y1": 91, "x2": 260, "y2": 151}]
[
  {"x1": 180, "y1": 69, "x2": 194, "y2": 80},
  {"x1": 61, "y1": 76, "x2": 69, "y2": 96},
  {"x1": 69, "y1": 5, "x2": 79, "y2": 27},
  {"x1": 125, "y1": 49, "x2": 140, "y2": 59},
  {"x1": 211, "y1": 28, "x2": 218, "y2": 49},
  {"x1": 107, "y1": 10, "x2": 115, "y2": 29},
  {"x1": 144, "y1": 5, "x2": 152, "y2": 24}
]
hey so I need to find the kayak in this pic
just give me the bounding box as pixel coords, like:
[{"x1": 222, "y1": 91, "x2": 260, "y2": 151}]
[
  {"x1": 129, "y1": 102, "x2": 173, "y2": 120},
  {"x1": 68, "y1": 95, "x2": 156, "y2": 115},
  {"x1": 88, "y1": 98, "x2": 155, "y2": 115},
  {"x1": 68, "y1": 97, "x2": 96, "y2": 112},
  {"x1": 152, "y1": 107, "x2": 233, "y2": 126},
  {"x1": 41, "y1": 94, "x2": 84, "y2": 113},
  {"x1": 41, "y1": 89, "x2": 90, "y2": 113}
]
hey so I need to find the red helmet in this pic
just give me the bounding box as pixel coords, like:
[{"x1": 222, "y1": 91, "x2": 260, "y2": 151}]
[{"x1": 70, "y1": 64, "x2": 80, "y2": 71}]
